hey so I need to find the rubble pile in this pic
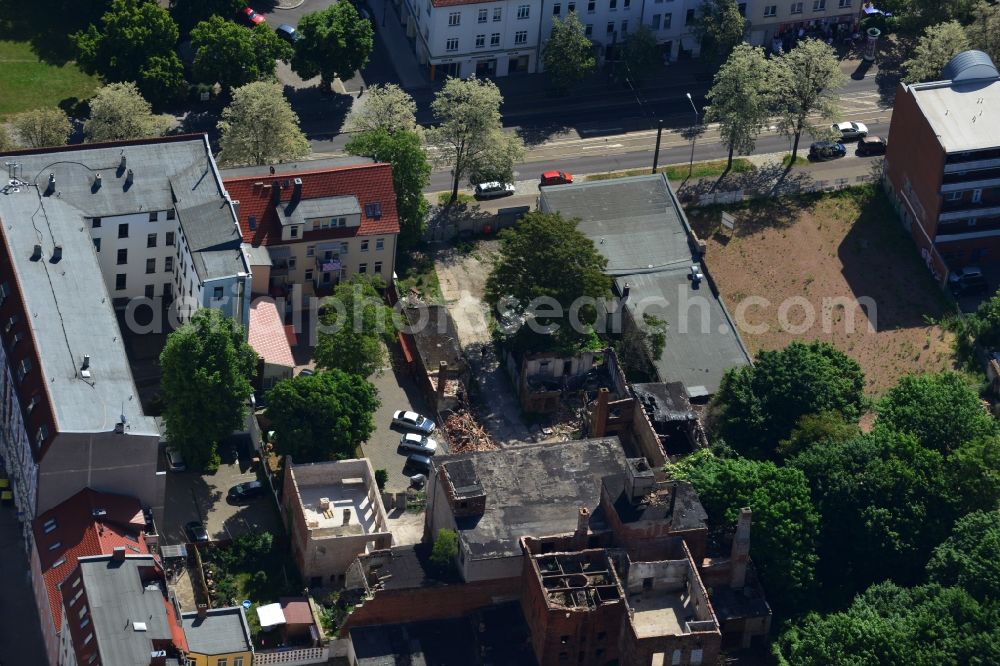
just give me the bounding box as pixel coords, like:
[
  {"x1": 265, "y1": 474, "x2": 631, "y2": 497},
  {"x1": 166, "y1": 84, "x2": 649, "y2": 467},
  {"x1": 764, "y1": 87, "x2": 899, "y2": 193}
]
[{"x1": 444, "y1": 410, "x2": 499, "y2": 453}]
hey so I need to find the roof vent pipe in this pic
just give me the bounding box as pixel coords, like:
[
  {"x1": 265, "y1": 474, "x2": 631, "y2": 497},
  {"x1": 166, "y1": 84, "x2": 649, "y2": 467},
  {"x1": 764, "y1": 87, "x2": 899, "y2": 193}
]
[
  {"x1": 125, "y1": 169, "x2": 134, "y2": 188},
  {"x1": 31, "y1": 244, "x2": 42, "y2": 261},
  {"x1": 46, "y1": 173, "x2": 55, "y2": 195},
  {"x1": 94, "y1": 173, "x2": 102, "y2": 190},
  {"x1": 120, "y1": 151, "x2": 127, "y2": 171},
  {"x1": 52, "y1": 245, "x2": 62, "y2": 262}
]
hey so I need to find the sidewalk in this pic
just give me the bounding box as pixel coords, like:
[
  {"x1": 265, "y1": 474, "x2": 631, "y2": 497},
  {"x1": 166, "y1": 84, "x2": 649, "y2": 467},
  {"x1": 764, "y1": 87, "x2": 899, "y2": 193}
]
[{"x1": 365, "y1": 0, "x2": 429, "y2": 89}]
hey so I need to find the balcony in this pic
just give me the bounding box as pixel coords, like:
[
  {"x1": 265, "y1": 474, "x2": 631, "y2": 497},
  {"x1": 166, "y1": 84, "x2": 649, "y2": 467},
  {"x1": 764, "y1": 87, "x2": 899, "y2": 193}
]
[
  {"x1": 315, "y1": 255, "x2": 342, "y2": 273},
  {"x1": 939, "y1": 204, "x2": 1000, "y2": 221},
  {"x1": 271, "y1": 261, "x2": 291, "y2": 277},
  {"x1": 941, "y1": 166, "x2": 1000, "y2": 186}
]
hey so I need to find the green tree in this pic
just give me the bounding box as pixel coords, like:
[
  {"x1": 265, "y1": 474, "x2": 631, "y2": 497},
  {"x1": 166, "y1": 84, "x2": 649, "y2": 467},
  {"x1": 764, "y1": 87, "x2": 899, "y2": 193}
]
[
  {"x1": 83, "y1": 82, "x2": 168, "y2": 142},
  {"x1": 670, "y1": 451, "x2": 820, "y2": 614},
  {"x1": 217, "y1": 81, "x2": 311, "y2": 166},
  {"x1": 969, "y1": 289, "x2": 1000, "y2": 349},
  {"x1": 903, "y1": 21, "x2": 971, "y2": 83},
  {"x1": 927, "y1": 511, "x2": 1000, "y2": 601},
  {"x1": 775, "y1": 582, "x2": 1000, "y2": 666},
  {"x1": 169, "y1": 0, "x2": 244, "y2": 34},
  {"x1": 711, "y1": 341, "x2": 865, "y2": 459},
  {"x1": 314, "y1": 277, "x2": 397, "y2": 377},
  {"x1": 619, "y1": 26, "x2": 661, "y2": 87},
  {"x1": 705, "y1": 43, "x2": 773, "y2": 172},
  {"x1": 967, "y1": 1, "x2": 1000, "y2": 66},
  {"x1": 292, "y1": 2, "x2": 374, "y2": 92},
  {"x1": 773, "y1": 39, "x2": 847, "y2": 163},
  {"x1": 543, "y1": 13, "x2": 597, "y2": 94},
  {"x1": 346, "y1": 129, "x2": 431, "y2": 249},
  {"x1": 191, "y1": 16, "x2": 292, "y2": 89},
  {"x1": 694, "y1": 0, "x2": 749, "y2": 64},
  {"x1": 160, "y1": 308, "x2": 257, "y2": 470},
  {"x1": 777, "y1": 410, "x2": 860, "y2": 458},
  {"x1": 485, "y1": 211, "x2": 611, "y2": 353},
  {"x1": 908, "y1": 0, "x2": 981, "y2": 26},
  {"x1": 466, "y1": 131, "x2": 525, "y2": 186},
  {"x1": 876, "y1": 372, "x2": 996, "y2": 454},
  {"x1": 10, "y1": 108, "x2": 71, "y2": 148},
  {"x1": 265, "y1": 370, "x2": 379, "y2": 462},
  {"x1": 426, "y1": 77, "x2": 523, "y2": 203},
  {"x1": 72, "y1": 0, "x2": 184, "y2": 107},
  {"x1": 430, "y1": 528, "x2": 459, "y2": 573},
  {"x1": 343, "y1": 83, "x2": 419, "y2": 134}
]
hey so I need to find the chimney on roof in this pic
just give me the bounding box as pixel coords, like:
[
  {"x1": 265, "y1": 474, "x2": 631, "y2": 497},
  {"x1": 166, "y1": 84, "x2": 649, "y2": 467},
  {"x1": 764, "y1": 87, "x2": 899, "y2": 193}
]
[
  {"x1": 293, "y1": 177, "x2": 303, "y2": 196},
  {"x1": 45, "y1": 173, "x2": 55, "y2": 196},
  {"x1": 112, "y1": 546, "x2": 126, "y2": 562},
  {"x1": 730, "y1": 507, "x2": 752, "y2": 590},
  {"x1": 120, "y1": 151, "x2": 127, "y2": 173},
  {"x1": 51, "y1": 245, "x2": 62, "y2": 263},
  {"x1": 82, "y1": 355, "x2": 90, "y2": 370},
  {"x1": 592, "y1": 387, "x2": 610, "y2": 438},
  {"x1": 621, "y1": 282, "x2": 631, "y2": 302},
  {"x1": 31, "y1": 244, "x2": 42, "y2": 261},
  {"x1": 342, "y1": 508, "x2": 351, "y2": 525},
  {"x1": 93, "y1": 173, "x2": 102, "y2": 191},
  {"x1": 575, "y1": 506, "x2": 590, "y2": 548},
  {"x1": 624, "y1": 457, "x2": 655, "y2": 503},
  {"x1": 271, "y1": 180, "x2": 281, "y2": 204},
  {"x1": 196, "y1": 603, "x2": 208, "y2": 620},
  {"x1": 125, "y1": 169, "x2": 134, "y2": 188}
]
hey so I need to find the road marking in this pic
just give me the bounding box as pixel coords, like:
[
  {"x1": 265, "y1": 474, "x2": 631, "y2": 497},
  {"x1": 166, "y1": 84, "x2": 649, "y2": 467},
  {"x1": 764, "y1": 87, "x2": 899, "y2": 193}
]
[{"x1": 582, "y1": 143, "x2": 624, "y2": 150}]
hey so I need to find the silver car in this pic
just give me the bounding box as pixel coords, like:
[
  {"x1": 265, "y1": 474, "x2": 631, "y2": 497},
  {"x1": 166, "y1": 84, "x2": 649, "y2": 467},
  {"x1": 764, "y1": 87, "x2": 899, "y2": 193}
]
[
  {"x1": 832, "y1": 121, "x2": 869, "y2": 141},
  {"x1": 399, "y1": 433, "x2": 439, "y2": 456},
  {"x1": 392, "y1": 410, "x2": 436, "y2": 434}
]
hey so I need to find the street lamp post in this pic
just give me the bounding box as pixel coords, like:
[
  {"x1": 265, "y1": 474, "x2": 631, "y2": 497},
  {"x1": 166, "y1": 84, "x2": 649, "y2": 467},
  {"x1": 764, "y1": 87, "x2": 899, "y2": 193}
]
[{"x1": 686, "y1": 92, "x2": 699, "y2": 178}]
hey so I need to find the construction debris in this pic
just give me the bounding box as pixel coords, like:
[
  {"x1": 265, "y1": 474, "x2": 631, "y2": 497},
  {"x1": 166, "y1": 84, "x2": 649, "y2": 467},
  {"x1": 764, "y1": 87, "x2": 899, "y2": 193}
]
[{"x1": 444, "y1": 410, "x2": 499, "y2": 453}]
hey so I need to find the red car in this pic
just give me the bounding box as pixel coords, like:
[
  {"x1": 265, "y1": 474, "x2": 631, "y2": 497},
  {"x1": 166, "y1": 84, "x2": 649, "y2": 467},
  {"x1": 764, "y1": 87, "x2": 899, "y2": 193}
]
[
  {"x1": 540, "y1": 170, "x2": 573, "y2": 186},
  {"x1": 243, "y1": 7, "x2": 266, "y2": 25}
]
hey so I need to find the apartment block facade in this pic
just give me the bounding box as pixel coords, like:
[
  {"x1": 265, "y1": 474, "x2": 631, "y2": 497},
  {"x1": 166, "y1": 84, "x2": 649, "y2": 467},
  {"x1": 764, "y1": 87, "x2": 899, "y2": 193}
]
[{"x1": 745, "y1": 0, "x2": 859, "y2": 47}]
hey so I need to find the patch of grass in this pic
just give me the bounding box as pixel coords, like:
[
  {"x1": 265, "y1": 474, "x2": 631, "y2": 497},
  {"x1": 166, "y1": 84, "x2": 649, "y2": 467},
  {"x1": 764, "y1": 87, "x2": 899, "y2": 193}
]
[
  {"x1": 396, "y1": 248, "x2": 442, "y2": 301},
  {"x1": 587, "y1": 159, "x2": 754, "y2": 182},
  {"x1": 782, "y1": 154, "x2": 809, "y2": 167},
  {"x1": 0, "y1": 41, "x2": 99, "y2": 118},
  {"x1": 436, "y1": 191, "x2": 475, "y2": 205}
]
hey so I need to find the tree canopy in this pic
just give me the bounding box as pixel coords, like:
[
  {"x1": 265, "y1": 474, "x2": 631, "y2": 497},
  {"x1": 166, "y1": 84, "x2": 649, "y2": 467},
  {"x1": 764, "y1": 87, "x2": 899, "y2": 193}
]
[
  {"x1": 927, "y1": 510, "x2": 1000, "y2": 601},
  {"x1": 160, "y1": 308, "x2": 257, "y2": 470},
  {"x1": 772, "y1": 39, "x2": 846, "y2": 162},
  {"x1": 72, "y1": 0, "x2": 184, "y2": 107},
  {"x1": 903, "y1": 21, "x2": 971, "y2": 83},
  {"x1": 292, "y1": 2, "x2": 374, "y2": 91},
  {"x1": 83, "y1": 82, "x2": 168, "y2": 142},
  {"x1": 265, "y1": 370, "x2": 379, "y2": 462},
  {"x1": 966, "y1": 1, "x2": 1000, "y2": 66},
  {"x1": 712, "y1": 341, "x2": 865, "y2": 458},
  {"x1": 217, "y1": 81, "x2": 311, "y2": 166},
  {"x1": 670, "y1": 451, "x2": 820, "y2": 614},
  {"x1": 346, "y1": 129, "x2": 431, "y2": 249},
  {"x1": 314, "y1": 277, "x2": 398, "y2": 377},
  {"x1": 191, "y1": 16, "x2": 292, "y2": 89},
  {"x1": 11, "y1": 107, "x2": 71, "y2": 148},
  {"x1": 619, "y1": 26, "x2": 661, "y2": 87},
  {"x1": 705, "y1": 43, "x2": 773, "y2": 171},
  {"x1": 543, "y1": 13, "x2": 597, "y2": 94},
  {"x1": 694, "y1": 0, "x2": 749, "y2": 64},
  {"x1": 343, "y1": 84, "x2": 419, "y2": 135}
]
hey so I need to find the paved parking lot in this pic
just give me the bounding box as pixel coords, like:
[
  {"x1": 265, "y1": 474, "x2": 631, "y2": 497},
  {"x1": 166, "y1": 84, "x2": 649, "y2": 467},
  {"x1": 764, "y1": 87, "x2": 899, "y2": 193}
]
[
  {"x1": 363, "y1": 363, "x2": 442, "y2": 493},
  {"x1": 161, "y1": 439, "x2": 281, "y2": 545}
]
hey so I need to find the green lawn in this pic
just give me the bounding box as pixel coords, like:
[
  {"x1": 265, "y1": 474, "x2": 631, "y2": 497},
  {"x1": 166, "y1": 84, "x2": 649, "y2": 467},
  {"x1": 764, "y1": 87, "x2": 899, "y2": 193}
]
[{"x1": 0, "y1": 41, "x2": 99, "y2": 118}]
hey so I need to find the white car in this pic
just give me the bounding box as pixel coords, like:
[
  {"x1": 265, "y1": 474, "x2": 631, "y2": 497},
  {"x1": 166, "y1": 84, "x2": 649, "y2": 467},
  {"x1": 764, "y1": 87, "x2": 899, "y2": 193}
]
[
  {"x1": 832, "y1": 121, "x2": 869, "y2": 141},
  {"x1": 392, "y1": 410, "x2": 436, "y2": 434},
  {"x1": 399, "y1": 433, "x2": 439, "y2": 456},
  {"x1": 473, "y1": 182, "x2": 516, "y2": 199}
]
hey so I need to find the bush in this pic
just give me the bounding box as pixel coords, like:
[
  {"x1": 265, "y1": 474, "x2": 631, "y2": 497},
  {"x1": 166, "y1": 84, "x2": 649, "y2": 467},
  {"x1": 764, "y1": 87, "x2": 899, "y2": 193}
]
[
  {"x1": 430, "y1": 529, "x2": 458, "y2": 572},
  {"x1": 375, "y1": 468, "x2": 388, "y2": 491}
]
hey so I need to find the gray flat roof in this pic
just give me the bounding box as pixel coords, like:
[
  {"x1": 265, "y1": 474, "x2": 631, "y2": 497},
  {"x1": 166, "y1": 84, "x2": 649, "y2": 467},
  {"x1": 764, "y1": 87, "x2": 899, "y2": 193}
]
[
  {"x1": 540, "y1": 175, "x2": 751, "y2": 396},
  {"x1": 181, "y1": 607, "x2": 251, "y2": 655},
  {"x1": 436, "y1": 438, "x2": 627, "y2": 560},
  {"x1": 910, "y1": 76, "x2": 1000, "y2": 153},
  {"x1": 78, "y1": 555, "x2": 174, "y2": 666}
]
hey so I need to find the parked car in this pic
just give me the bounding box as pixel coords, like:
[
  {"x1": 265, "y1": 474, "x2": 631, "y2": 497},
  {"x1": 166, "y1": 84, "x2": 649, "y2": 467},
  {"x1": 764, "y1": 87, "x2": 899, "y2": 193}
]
[
  {"x1": 243, "y1": 7, "x2": 266, "y2": 25},
  {"x1": 275, "y1": 23, "x2": 302, "y2": 43},
  {"x1": 399, "y1": 433, "x2": 439, "y2": 456},
  {"x1": 949, "y1": 266, "x2": 989, "y2": 295},
  {"x1": 392, "y1": 410, "x2": 436, "y2": 433},
  {"x1": 185, "y1": 521, "x2": 209, "y2": 543},
  {"x1": 540, "y1": 170, "x2": 573, "y2": 186},
  {"x1": 298, "y1": 368, "x2": 315, "y2": 377},
  {"x1": 473, "y1": 182, "x2": 516, "y2": 199},
  {"x1": 404, "y1": 453, "x2": 432, "y2": 474},
  {"x1": 228, "y1": 480, "x2": 267, "y2": 503},
  {"x1": 809, "y1": 141, "x2": 847, "y2": 161},
  {"x1": 165, "y1": 447, "x2": 186, "y2": 473},
  {"x1": 856, "y1": 136, "x2": 886, "y2": 156},
  {"x1": 832, "y1": 121, "x2": 869, "y2": 141}
]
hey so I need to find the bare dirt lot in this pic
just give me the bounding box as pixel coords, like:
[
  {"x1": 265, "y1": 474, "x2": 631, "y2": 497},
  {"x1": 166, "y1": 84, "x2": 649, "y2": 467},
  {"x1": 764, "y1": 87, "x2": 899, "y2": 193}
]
[
  {"x1": 435, "y1": 240, "x2": 500, "y2": 348},
  {"x1": 687, "y1": 186, "x2": 955, "y2": 395}
]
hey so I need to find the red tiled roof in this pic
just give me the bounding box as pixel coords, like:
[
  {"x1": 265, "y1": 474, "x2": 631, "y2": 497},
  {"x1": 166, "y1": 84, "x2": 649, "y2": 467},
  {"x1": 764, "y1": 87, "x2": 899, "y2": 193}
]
[
  {"x1": 249, "y1": 299, "x2": 296, "y2": 368},
  {"x1": 223, "y1": 163, "x2": 400, "y2": 247},
  {"x1": 32, "y1": 489, "x2": 148, "y2": 634}
]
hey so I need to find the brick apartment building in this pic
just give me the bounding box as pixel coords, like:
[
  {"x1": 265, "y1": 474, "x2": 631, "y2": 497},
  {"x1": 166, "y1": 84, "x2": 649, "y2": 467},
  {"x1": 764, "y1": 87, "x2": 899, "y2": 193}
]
[{"x1": 885, "y1": 50, "x2": 1000, "y2": 280}]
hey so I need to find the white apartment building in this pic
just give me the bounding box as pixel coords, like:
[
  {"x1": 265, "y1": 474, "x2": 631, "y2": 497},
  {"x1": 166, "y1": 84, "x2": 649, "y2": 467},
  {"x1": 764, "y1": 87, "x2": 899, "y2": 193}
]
[{"x1": 745, "y1": 0, "x2": 860, "y2": 48}]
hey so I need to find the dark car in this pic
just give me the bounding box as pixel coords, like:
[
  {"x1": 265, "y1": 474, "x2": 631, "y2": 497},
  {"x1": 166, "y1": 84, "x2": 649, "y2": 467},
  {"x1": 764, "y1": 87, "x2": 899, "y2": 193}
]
[
  {"x1": 809, "y1": 141, "x2": 847, "y2": 161},
  {"x1": 949, "y1": 266, "x2": 989, "y2": 295},
  {"x1": 856, "y1": 136, "x2": 887, "y2": 156},
  {"x1": 276, "y1": 23, "x2": 302, "y2": 43},
  {"x1": 228, "y1": 480, "x2": 267, "y2": 503},
  {"x1": 185, "y1": 521, "x2": 209, "y2": 543}
]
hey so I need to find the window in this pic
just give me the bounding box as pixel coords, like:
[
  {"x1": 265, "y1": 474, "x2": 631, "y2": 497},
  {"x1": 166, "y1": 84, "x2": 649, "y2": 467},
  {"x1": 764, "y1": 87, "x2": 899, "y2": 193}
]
[
  {"x1": 290, "y1": 226, "x2": 299, "y2": 238},
  {"x1": 218, "y1": 659, "x2": 228, "y2": 666},
  {"x1": 790, "y1": 2, "x2": 803, "y2": 13},
  {"x1": 83, "y1": 633, "x2": 93, "y2": 646},
  {"x1": 18, "y1": 357, "x2": 31, "y2": 382},
  {"x1": 517, "y1": 4, "x2": 530, "y2": 18},
  {"x1": 609, "y1": 0, "x2": 616, "y2": 9},
  {"x1": 234, "y1": 658, "x2": 244, "y2": 666},
  {"x1": 79, "y1": 618, "x2": 90, "y2": 629},
  {"x1": 623, "y1": 0, "x2": 630, "y2": 8},
  {"x1": 664, "y1": 12, "x2": 671, "y2": 27},
  {"x1": 93, "y1": 238, "x2": 101, "y2": 252},
  {"x1": 149, "y1": 211, "x2": 158, "y2": 222},
  {"x1": 493, "y1": 7, "x2": 502, "y2": 20},
  {"x1": 92, "y1": 217, "x2": 101, "y2": 228},
  {"x1": 305, "y1": 269, "x2": 314, "y2": 281},
  {"x1": 27, "y1": 395, "x2": 40, "y2": 414},
  {"x1": 166, "y1": 231, "x2": 174, "y2": 246},
  {"x1": 165, "y1": 256, "x2": 173, "y2": 272},
  {"x1": 288, "y1": 256, "x2": 296, "y2": 269},
  {"x1": 340, "y1": 242, "x2": 349, "y2": 253},
  {"x1": 738, "y1": 2, "x2": 746, "y2": 15},
  {"x1": 813, "y1": 0, "x2": 825, "y2": 9},
  {"x1": 118, "y1": 223, "x2": 128, "y2": 239},
  {"x1": 248, "y1": 215, "x2": 257, "y2": 231},
  {"x1": 764, "y1": 4, "x2": 776, "y2": 15},
  {"x1": 553, "y1": 3, "x2": 561, "y2": 14},
  {"x1": 585, "y1": 23, "x2": 593, "y2": 35},
  {"x1": 839, "y1": 0, "x2": 851, "y2": 6},
  {"x1": 213, "y1": 287, "x2": 224, "y2": 300},
  {"x1": 78, "y1": 606, "x2": 88, "y2": 619},
  {"x1": 478, "y1": 8, "x2": 487, "y2": 21},
  {"x1": 166, "y1": 208, "x2": 175, "y2": 220},
  {"x1": 312, "y1": 220, "x2": 320, "y2": 231},
  {"x1": 116, "y1": 274, "x2": 126, "y2": 291},
  {"x1": 651, "y1": 13, "x2": 660, "y2": 28},
  {"x1": 515, "y1": 30, "x2": 527, "y2": 43},
  {"x1": 476, "y1": 33, "x2": 485, "y2": 47},
  {"x1": 361, "y1": 240, "x2": 370, "y2": 252},
  {"x1": 117, "y1": 248, "x2": 127, "y2": 265},
  {"x1": 568, "y1": 2, "x2": 576, "y2": 12},
  {"x1": 448, "y1": 11, "x2": 461, "y2": 25},
  {"x1": 621, "y1": 19, "x2": 628, "y2": 33},
  {"x1": 359, "y1": 263, "x2": 368, "y2": 274},
  {"x1": 606, "y1": 21, "x2": 614, "y2": 33},
  {"x1": 587, "y1": 0, "x2": 595, "y2": 11},
  {"x1": 376, "y1": 238, "x2": 384, "y2": 250},
  {"x1": 147, "y1": 233, "x2": 157, "y2": 248},
  {"x1": 685, "y1": 7, "x2": 694, "y2": 23},
  {"x1": 446, "y1": 36, "x2": 459, "y2": 50},
  {"x1": 144, "y1": 285, "x2": 154, "y2": 298},
  {"x1": 338, "y1": 217, "x2": 347, "y2": 226},
  {"x1": 374, "y1": 261, "x2": 383, "y2": 273},
  {"x1": 71, "y1": 589, "x2": 83, "y2": 604},
  {"x1": 146, "y1": 258, "x2": 155, "y2": 274},
  {"x1": 945, "y1": 191, "x2": 962, "y2": 201},
  {"x1": 973, "y1": 188, "x2": 982, "y2": 203},
  {"x1": 306, "y1": 245, "x2": 315, "y2": 257},
  {"x1": 5, "y1": 314, "x2": 17, "y2": 334},
  {"x1": 43, "y1": 519, "x2": 57, "y2": 534},
  {"x1": 53, "y1": 557, "x2": 66, "y2": 568},
  {"x1": 491, "y1": 32, "x2": 501, "y2": 45}
]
